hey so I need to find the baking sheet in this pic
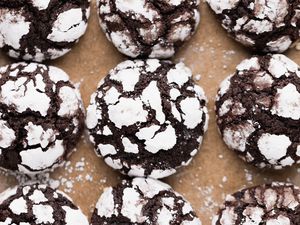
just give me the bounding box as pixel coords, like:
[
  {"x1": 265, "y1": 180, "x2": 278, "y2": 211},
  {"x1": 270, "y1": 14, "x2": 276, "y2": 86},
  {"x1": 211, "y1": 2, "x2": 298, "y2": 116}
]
[{"x1": 0, "y1": 1, "x2": 300, "y2": 224}]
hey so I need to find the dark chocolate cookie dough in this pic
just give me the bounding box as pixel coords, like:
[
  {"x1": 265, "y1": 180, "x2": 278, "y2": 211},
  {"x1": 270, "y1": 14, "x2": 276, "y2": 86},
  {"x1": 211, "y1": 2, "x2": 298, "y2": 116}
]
[
  {"x1": 0, "y1": 0, "x2": 90, "y2": 62},
  {"x1": 97, "y1": 0, "x2": 200, "y2": 58},
  {"x1": 86, "y1": 59, "x2": 208, "y2": 178},
  {"x1": 91, "y1": 177, "x2": 202, "y2": 225},
  {"x1": 0, "y1": 184, "x2": 89, "y2": 225},
  {"x1": 0, "y1": 62, "x2": 84, "y2": 174},
  {"x1": 207, "y1": 0, "x2": 300, "y2": 53},
  {"x1": 216, "y1": 54, "x2": 300, "y2": 169},
  {"x1": 213, "y1": 182, "x2": 300, "y2": 225}
]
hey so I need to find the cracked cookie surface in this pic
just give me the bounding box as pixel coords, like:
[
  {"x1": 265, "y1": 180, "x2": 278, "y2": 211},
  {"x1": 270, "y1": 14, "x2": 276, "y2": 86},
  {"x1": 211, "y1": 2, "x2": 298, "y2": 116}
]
[
  {"x1": 97, "y1": 0, "x2": 200, "y2": 58},
  {"x1": 216, "y1": 54, "x2": 300, "y2": 169},
  {"x1": 0, "y1": 0, "x2": 90, "y2": 62},
  {"x1": 0, "y1": 184, "x2": 89, "y2": 225},
  {"x1": 91, "y1": 177, "x2": 202, "y2": 225},
  {"x1": 207, "y1": 0, "x2": 300, "y2": 53},
  {"x1": 0, "y1": 62, "x2": 85, "y2": 174},
  {"x1": 86, "y1": 59, "x2": 208, "y2": 179},
  {"x1": 213, "y1": 182, "x2": 300, "y2": 225}
]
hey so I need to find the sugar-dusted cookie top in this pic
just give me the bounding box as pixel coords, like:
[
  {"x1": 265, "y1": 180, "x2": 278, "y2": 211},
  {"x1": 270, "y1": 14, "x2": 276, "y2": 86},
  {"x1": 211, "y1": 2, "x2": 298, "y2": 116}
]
[{"x1": 86, "y1": 59, "x2": 208, "y2": 178}]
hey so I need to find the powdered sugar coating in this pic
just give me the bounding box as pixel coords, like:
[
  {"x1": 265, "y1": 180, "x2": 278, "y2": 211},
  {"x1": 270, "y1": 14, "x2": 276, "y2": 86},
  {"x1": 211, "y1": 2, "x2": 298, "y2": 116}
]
[
  {"x1": 0, "y1": 120, "x2": 16, "y2": 149},
  {"x1": 0, "y1": 8, "x2": 30, "y2": 49},
  {"x1": 213, "y1": 182, "x2": 300, "y2": 225},
  {"x1": 0, "y1": 184, "x2": 89, "y2": 225},
  {"x1": 86, "y1": 59, "x2": 208, "y2": 178},
  {"x1": 257, "y1": 134, "x2": 292, "y2": 164},
  {"x1": 31, "y1": 0, "x2": 51, "y2": 10},
  {"x1": 92, "y1": 178, "x2": 202, "y2": 225},
  {"x1": 0, "y1": 1, "x2": 90, "y2": 62},
  {"x1": 0, "y1": 62, "x2": 84, "y2": 174},
  {"x1": 207, "y1": 0, "x2": 300, "y2": 53},
  {"x1": 0, "y1": 187, "x2": 17, "y2": 205},
  {"x1": 97, "y1": 0, "x2": 200, "y2": 58},
  {"x1": 47, "y1": 8, "x2": 88, "y2": 43},
  {"x1": 207, "y1": 0, "x2": 239, "y2": 14},
  {"x1": 216, "y1": 54, "x2": 300, "y2": 169},
  {"x1": 222, "y1": 120, "x2": 255, "y2": 153}
]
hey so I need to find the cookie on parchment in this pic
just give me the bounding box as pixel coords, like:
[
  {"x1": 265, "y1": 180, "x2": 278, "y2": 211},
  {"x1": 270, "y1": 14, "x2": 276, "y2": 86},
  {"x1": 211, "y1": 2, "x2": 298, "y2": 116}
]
[
  {"x1": 213, "y1": 182, "x2": 300, "y2": 225},
  {"x1": 0, "y1": 184, "x2": 89, "y2": 225},
  {"x1": 91, "y1": 177, "x2": 202, "y2": 225},
  {"x1": 0, "y1": 0, "x2": 90, "y2": 62},
  {"x1": 216, "y1": 54, "x2": 300, "y2": 169},
  {"x1": 207, "y1": 0, "x2": 300, "y2": 53},
  {"x1": 97, "y1": 0, "x2": 200, "y2": 58},
  {"x1": 86, "y1": 59, "x2": 208, "y2": 178},
  {"x1": 0, "y1": 62, "x2": 84, "y2": 175}
]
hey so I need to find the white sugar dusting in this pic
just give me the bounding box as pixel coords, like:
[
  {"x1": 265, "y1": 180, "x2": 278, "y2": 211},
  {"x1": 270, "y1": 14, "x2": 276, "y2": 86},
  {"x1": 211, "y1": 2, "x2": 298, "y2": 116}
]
[
  {"x1": 31, "y1": 0, "x2": 51, "y2": 10},
  {"x1": 48, "y1": 8, "x2": 88, "y2": 43},
  {"x1": 0, "y1": 9, "x2": 31, "y2": 49}
]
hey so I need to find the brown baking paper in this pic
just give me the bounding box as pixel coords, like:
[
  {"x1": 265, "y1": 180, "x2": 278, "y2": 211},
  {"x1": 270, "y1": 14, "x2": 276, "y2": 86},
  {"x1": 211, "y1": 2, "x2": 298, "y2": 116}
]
[{"x1": 0, "y1": 1, "x2": 300, "y2": 225}]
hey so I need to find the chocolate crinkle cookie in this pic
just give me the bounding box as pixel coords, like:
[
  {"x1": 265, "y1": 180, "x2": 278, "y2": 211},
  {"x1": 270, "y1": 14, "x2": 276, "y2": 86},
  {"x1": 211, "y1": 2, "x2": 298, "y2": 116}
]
[
  {"x1": 0, "y1": 184, "x2": 89, "y2": 225},
  {"x1": 0, "y1": 0, "x2": 90, "y2": 62},
  {"x1": 97, "y1": 0, "x2": 200, "y2": 58},
  {"x1": 213, "y1": 182, "x2": 300, "y2": 225},
  {"x1": 216, "y1": 54, "x2": 300, "y2": 169},
  {"x1": 91, "y1": 177, "x2": 202, "y2": 225},
  {"x1": 86, "y1": 59, "x2": 208, "y2": 179},
  {"x1": 0, "y1": 62, "x2": 84, "y2": 175},
  {"x1": 207, "y1": 0, "x2": 300, "y2": 53}
]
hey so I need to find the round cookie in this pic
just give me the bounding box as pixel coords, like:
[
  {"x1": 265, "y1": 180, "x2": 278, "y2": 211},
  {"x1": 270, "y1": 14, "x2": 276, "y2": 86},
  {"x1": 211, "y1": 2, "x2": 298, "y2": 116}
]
[
  {"x1": 0, "y1": 62, "x2": 85, "y2": 174},
  {"x1": 0, "y1": 184, "x2": 89, "y2": 225},
  {"x1": 0, "y1": 0, "x2": 90, "y2": 62},
  {"x1": 212, "y1": 182, "x2": 300, "y2": 225},
  {"x1": 86, "y1": 59, "x2": 208, "y2": 179},
  {"x1": 91, "y1": 177, "x2": 202, "y2": 225},
  {"x1": 97, "y1": 0, "x2": 200, "y2": 58},
  {"x1": 216, "y1": 54, "x2": 300, "y2": 169},
  {"x1": 207, "y1": 0, "x2": 300, "y2": 53}
]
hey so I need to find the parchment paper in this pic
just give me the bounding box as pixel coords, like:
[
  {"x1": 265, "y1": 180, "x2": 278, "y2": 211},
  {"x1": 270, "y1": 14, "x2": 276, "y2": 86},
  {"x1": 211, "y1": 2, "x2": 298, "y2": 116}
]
[{"x1": 0, "y1": 1, "x2": 299, "y2": 224}]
